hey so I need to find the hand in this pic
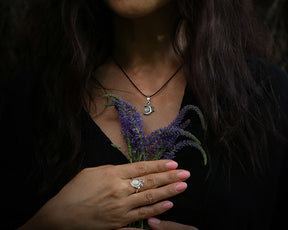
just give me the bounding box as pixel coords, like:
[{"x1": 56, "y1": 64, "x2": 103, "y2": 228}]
[
  {"x1": 120, "y1": 218, "x2": 199, "y2": 230},
  {"x1": 148, "y1": 218, "x2": 199, "y2": 230},
  {"x1": 19, "y1": 160, "x2": 190, "y2": 230}
]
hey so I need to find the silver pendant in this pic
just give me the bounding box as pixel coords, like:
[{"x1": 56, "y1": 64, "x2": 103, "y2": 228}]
[{"x1": 143, "y1": 97, "x2": 154, "y2": 115}]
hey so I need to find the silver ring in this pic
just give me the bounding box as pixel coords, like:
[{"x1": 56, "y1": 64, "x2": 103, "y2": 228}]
[{"x1": 130, "y1": 178, "x2": 144, "y2": 193}]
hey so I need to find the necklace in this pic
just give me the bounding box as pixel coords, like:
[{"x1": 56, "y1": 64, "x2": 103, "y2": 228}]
[{"x1": 113, "y1": 59, "x2": 182, "y2": 115}]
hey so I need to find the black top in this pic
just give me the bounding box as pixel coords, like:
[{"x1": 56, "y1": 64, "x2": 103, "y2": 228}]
[{"x1": 1, "y1": 58, "x2": 288, "y2": 230}]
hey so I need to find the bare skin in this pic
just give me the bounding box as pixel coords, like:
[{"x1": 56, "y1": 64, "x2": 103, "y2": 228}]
[{"x1": 91, "y1": 0, "x2": 186, "y2": 158}]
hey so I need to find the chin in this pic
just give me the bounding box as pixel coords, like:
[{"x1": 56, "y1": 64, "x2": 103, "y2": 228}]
[{"x1": 103, "y1": 0, "x2": 172, "y2": 19}]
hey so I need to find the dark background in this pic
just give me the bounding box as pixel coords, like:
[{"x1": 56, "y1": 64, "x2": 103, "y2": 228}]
[{"x1": 0, "y1": 0, "x2": 287, "y2": 82}]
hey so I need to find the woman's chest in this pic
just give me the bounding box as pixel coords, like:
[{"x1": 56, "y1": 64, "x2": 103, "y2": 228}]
[{"x1": 89, "y1": 89, "x2": 186, "y2": 158}]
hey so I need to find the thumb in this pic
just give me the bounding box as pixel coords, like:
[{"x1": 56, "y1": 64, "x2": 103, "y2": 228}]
[{"x1": 148, "y1": 218, "x2": 199, "y2": 230}]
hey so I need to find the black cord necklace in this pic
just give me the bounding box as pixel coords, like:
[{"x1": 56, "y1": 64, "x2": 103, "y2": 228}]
[{"x1": 113, "y1": 58, "x2": 182, "y2": 115}]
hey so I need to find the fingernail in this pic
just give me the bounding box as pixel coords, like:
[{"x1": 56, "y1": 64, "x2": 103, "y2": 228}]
[
  {"x1": 177, "y1": 170, "x2": 190, "y2": 180},
  {"x1": 148, "y1": 217, "x2": 161, "y2": 225},
  {"x1": 166, "y1": 161, "x2": 178, "y2": 169},
  {"x1": 175, "y1": 182, "x2": 187, "y2": 192},
  {"x1": 162, "y1": 201, "x2": 173, "y2": 210}
]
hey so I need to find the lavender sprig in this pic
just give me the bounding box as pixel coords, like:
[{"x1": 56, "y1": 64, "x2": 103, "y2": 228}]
[
  {"x1": 104, "y1": 94, "x2": 207, "y2": 165},
  {"x1": 103, "y1": 94, "x2": 146, "y2": 162}
]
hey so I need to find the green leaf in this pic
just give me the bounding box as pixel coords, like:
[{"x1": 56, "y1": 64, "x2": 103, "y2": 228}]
[{"x1": 111, "y1": 143, "x2": 122, "y2": 150}]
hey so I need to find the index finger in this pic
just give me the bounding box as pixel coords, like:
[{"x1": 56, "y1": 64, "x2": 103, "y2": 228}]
[{"x1": 117, "y1": 160, "x2": 178, "y2": 179}]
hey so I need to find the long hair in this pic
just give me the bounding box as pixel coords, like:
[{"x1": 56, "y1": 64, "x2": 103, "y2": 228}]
[{"x1": 19, "y1": 0, "x2": 278, "y2": 192}]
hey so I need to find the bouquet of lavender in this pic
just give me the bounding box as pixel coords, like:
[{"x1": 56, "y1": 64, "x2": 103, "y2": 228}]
[{"x1": 104, "y1": 94, "x2": 207, "y2": 228}]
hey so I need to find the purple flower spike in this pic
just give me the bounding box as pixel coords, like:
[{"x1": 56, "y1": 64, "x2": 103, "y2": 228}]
[{"x1": 104, "y1": 94, "x2": 207, "y2": 165}]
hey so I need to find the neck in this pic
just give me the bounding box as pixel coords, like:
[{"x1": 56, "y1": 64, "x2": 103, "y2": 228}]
[{"x1": 112, "y1": 2, "x2": 180, "y2": 69}]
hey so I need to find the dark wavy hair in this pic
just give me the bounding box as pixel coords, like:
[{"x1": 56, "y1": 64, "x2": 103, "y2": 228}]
[{"x1": 20, "y1": 0, "x2": 278, "y2": 192}]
